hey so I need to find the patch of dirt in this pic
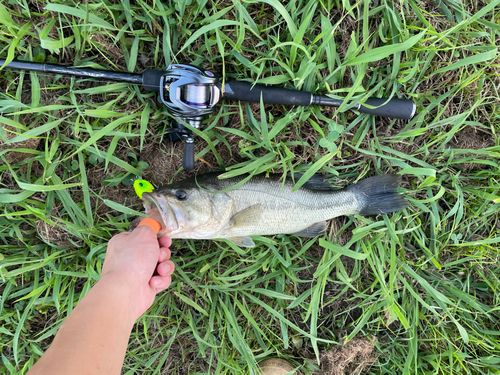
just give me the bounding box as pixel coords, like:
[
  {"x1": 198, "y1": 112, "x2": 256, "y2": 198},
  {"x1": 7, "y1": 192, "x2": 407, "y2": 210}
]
[
  {"x1": 36, "y1": 218, "x2": 84, "y2": 248},
  {"x1": 138, "y1": 124, "x2": 248, "y2": 186},
  {"x1": 0, "y1": 124, "x2": 41, "y2": 164},
  {"x1": 448, "y1": 126, "x2": 496, "y2": 171},
  {"x1": 451, "y1": 126, "x2": 495, "y2": 150},
  {"x1": 84, "y1": 153, "x2": 140, "y2": 218},
  {"x1": 139, "y1": 141, "x2": 200, "y2": 185},
  {"x1": 89, "y1": 33, "x2": 124, "y2": 64},
  {"x1": 328, "y1": 216, "x2": 355, "y2": 247},
  {"x1": 35, "y1": 206, "x2": 84, "y2": 247},
  {"x1": 318, "y1": 336, "x2": 378, "y2": 375},
  {"x1": 289, "y1": 252, "x2": 365, "y2": 345}
]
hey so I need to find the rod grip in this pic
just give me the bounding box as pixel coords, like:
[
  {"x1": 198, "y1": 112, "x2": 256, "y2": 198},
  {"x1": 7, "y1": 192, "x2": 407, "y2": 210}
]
[
  {"x1": 142, "y1": 69, "x2": 165, "y2": 92},
  {"x1": 224, "y1": 81, "x2": 312, "y2": 106},
  {"x1": 356, "y1": 97, "x2": 416, "y2": 120}
]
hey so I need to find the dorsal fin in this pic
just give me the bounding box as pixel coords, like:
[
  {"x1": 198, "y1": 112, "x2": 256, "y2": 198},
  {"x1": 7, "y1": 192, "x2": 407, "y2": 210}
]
[{"x1": 286, "y1": 173, "x2": 332, "y2": 191}]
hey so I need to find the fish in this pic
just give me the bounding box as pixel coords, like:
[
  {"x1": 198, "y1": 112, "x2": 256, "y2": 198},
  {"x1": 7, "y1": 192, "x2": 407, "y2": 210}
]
[{"x1": 132, "y1": 173, "x2": 408, "y2": 247}]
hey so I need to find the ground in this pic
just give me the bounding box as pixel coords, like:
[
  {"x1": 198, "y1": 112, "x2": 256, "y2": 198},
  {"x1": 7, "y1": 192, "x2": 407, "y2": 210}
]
[{"x1": 0, "y1": 0, "x2": 499, "y2": 374}]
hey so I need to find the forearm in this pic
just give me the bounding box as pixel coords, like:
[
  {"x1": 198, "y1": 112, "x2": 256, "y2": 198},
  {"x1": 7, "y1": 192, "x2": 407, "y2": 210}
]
[
  {"x1": 28, "y1": 275, "x2": 137, "y2": 375},
  {"x1": 27, "y1": 228, "x2": 174, "y2": 375}
]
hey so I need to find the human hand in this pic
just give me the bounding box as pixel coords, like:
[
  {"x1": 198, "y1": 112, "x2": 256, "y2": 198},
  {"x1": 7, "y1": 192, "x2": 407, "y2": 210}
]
[{"x1": 101, "y1": 226, "x2": 175, "y2": 321}]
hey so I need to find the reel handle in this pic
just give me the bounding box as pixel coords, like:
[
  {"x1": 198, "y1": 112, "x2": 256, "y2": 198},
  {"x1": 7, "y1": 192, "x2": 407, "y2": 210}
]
[
  {"x1": 183, "y1": 137, "x2": 195, "y2": 171},
  {"x1": 166, "y1": 120, "x2": 196, "y2": 171}
]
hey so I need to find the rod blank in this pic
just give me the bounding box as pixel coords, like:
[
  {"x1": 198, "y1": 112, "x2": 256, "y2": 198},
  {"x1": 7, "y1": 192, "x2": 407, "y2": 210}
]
[{"x1": 0, "y1": 59, "x2": 144, "y2": 85}]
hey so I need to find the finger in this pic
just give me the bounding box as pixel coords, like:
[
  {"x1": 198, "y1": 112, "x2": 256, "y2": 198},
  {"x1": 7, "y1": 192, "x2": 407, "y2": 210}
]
[
  {"x1": 158, "y1": 236, "x2": 172, "y2": 248},
  {"x1": 158, "y1": 248, "x2": 171, "y2": 262},
  {"x1": 150, "y1": 275, "x2": 171, "y2": 292},
  {"x1": 133, "y1": 224, "x2": 158, "y2": 236},
  {"x1": 156, "y1": 260, "x2": 175, "y2": 276}
]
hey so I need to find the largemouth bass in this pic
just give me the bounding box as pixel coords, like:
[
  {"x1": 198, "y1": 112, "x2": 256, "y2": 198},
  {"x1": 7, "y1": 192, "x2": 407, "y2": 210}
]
[{"x1": 134, "y1": 173, "x2": 408, "y2": 247}]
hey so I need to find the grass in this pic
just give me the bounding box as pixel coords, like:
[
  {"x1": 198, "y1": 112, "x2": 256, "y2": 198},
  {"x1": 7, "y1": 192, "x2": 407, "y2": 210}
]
[{"x1": 0, "y1": 0, "x2": 500, "y2": 373}]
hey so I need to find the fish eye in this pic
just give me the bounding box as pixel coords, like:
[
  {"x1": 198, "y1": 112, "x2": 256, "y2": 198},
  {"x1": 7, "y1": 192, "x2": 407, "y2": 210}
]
[{"x1": 175, "y1": 190, "x2": 187, "y2": 200}]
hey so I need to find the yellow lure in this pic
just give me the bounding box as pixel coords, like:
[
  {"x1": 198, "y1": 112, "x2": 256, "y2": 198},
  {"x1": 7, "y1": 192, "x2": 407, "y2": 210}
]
[{"x1": 133, "y1": 179, "x2": 155, "y2": 199}]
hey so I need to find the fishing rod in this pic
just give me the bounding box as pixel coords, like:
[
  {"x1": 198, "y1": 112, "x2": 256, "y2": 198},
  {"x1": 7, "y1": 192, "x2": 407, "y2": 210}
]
[{"x1": 0, "y1": 59, "x2": 416, "y2": 170}]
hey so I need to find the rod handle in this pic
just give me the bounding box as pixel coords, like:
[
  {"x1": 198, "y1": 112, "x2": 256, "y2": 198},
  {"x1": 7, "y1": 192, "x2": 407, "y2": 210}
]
[
  {"x1": 223, "y1": 81, "x2": 312, "y2": 106},
  {"x1": 356, "y1": 97, "x2": 416, "y2": 120}
]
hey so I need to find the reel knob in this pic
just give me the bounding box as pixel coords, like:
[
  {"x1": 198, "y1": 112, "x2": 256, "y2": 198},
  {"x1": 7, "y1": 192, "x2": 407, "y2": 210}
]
[{"x1": 183, "y1": 137, "x2": 195, "y2": 171}]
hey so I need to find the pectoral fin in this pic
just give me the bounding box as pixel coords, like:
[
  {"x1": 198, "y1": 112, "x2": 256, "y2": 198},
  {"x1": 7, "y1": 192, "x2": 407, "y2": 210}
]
[
  {"x1": 292, "y1": 221, "x2": 327, "y2": 237},
  {"x1": 229, "y1": 204, "x2": 262, "y2": 227},
  {"x1": 228, "y1": 236, "x2": 256, "y2": 248}
]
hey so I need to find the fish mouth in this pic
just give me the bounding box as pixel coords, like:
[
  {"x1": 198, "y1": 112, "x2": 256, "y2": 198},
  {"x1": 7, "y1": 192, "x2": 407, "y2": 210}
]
[{"x1": 142, "y1": 192, "x2": 188, "y2": 234}]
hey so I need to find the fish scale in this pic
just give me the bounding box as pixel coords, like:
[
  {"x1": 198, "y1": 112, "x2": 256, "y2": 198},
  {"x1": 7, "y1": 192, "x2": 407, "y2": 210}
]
[{"x1": 220, "y1": 180, "x2": 359, "y2": 237}]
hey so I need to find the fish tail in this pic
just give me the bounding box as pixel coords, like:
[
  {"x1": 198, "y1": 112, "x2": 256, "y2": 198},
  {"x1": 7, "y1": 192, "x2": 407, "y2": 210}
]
[{"x1": 348, "y1": 174, "x2": 409, "y2": 216}]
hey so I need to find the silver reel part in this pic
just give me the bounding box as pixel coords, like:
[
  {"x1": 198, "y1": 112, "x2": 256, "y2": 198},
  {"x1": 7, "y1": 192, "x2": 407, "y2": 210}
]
[{"x1": 160, "y1": 64, "x2": 220, "y2": 129}]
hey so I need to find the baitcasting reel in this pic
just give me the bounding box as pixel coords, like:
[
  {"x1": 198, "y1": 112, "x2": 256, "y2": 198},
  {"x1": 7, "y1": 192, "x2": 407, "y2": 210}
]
[{"x1": 159, "y1": 64, "x2": 220, "y2": 170}]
